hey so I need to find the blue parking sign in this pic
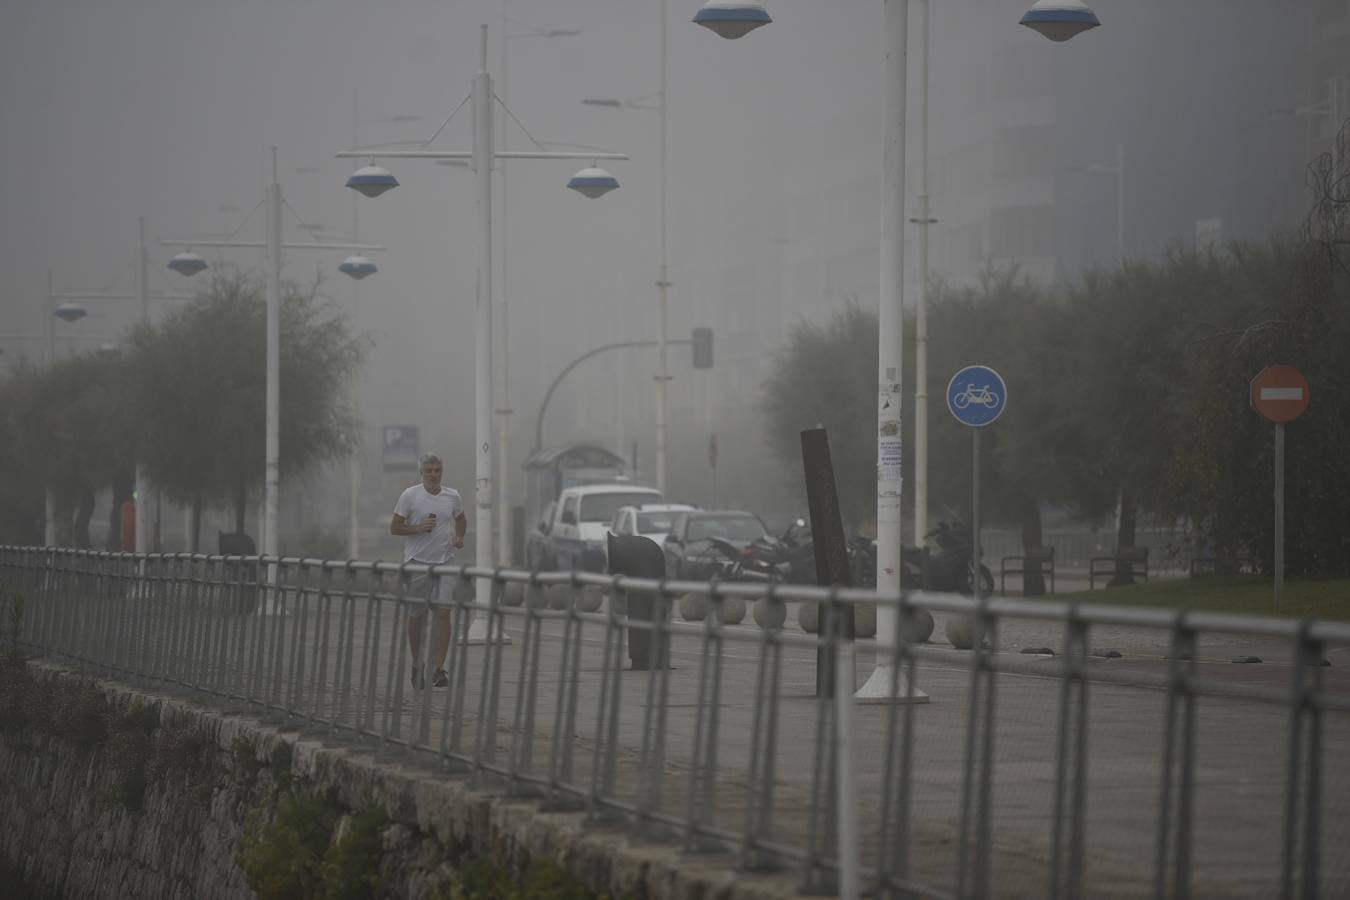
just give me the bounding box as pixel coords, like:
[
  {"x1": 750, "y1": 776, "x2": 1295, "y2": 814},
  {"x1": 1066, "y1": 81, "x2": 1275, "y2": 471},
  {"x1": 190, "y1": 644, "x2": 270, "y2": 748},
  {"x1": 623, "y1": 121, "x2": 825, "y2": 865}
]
[
  {"x1": 383, "y1": 425, "x2": 420, "y2": 470},
  {"x1": 947, "y1": 366, "x2": 1007, "y2": 427}
]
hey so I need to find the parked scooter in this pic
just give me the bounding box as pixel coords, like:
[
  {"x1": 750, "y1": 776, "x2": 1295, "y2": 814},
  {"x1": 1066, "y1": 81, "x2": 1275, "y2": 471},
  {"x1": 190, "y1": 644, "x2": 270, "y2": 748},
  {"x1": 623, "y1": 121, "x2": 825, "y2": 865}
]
[
  {"x1": 848, "y1": 521, "x2": 994, "y2": 596},
  {"x1": 723, "y1": 518, "x2": 874, "y2": 586},
  {"x1": 707, "y1": 535, "x2": 786, "y2": 582},
  {"x1": 911, "y1": 521, "x2": 994, "y2": 596}
]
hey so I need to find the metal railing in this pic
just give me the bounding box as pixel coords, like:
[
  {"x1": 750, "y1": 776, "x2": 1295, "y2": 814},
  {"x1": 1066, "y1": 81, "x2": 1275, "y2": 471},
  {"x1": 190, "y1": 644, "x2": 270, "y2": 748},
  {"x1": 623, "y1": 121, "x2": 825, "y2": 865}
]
[{"x1": 1, "y1": 545, "x2": 1347, "y2": 899}]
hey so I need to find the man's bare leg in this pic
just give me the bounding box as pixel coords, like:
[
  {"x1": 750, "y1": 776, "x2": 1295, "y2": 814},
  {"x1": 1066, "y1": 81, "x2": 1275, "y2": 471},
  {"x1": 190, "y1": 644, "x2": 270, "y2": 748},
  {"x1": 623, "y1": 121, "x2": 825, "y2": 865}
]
[
  {"x1": 430, "y1": 609, "x2": 453, "y2": 685},
  {"x1": 407, "y1": 614, "x2": 429, "y2": 688},
  {"x1": 407, "y1": 615, "x2": 426, "y2": 662}
]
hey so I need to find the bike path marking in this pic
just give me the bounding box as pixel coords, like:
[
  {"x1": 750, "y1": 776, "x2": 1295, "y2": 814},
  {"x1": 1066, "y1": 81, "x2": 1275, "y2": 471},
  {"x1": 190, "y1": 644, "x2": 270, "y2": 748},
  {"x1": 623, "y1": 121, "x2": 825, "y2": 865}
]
[{"x1": 946, "y1": 365, "x2": 1007, "y2": 427}]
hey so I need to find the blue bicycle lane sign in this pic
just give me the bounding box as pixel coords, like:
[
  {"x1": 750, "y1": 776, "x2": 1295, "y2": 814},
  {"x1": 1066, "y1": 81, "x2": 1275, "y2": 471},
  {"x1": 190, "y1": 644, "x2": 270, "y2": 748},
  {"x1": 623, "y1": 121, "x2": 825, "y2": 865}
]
[{"x1": 947, "y1": 365, "x2": 1007, "y2": 427}]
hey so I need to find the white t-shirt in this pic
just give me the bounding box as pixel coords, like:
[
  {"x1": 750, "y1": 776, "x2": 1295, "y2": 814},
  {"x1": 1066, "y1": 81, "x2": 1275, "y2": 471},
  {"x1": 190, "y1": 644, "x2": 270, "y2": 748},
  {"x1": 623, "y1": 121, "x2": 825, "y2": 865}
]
[{"x1": 393, "y1": 484, "x2": 465, "y2": 564}]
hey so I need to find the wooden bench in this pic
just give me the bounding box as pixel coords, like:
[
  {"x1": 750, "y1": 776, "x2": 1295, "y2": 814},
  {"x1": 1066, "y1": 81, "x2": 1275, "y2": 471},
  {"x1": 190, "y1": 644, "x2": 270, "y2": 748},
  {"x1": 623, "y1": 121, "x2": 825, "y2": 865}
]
[
  {"x1": 1090, "y1": 546, "x2": 1149, "y2": 589},
  {"x1": 1000, "y1": 546, "x2": 1056, "y2": 595},
  {"x1": 1188, "y1": 555, "x2": 1255, "y2": 576}
]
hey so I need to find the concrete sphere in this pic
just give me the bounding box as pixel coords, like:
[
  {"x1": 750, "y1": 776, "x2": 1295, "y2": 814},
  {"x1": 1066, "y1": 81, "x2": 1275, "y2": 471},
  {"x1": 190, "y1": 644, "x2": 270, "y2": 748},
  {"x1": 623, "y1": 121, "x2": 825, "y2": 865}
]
[
  {"x1": 679, "y1": 593, "x2": 708, "y2": 622},
  {"x1": 898, "y1": 607, "x2": 935, "y2": 644},
  {"x1": 946, "y1": 613, "x2": 975, "y2": 650},
  {"x1": 717, "y1": 595, "x2": 747, "y2": 625},
  {"x1": 853, "y1": 602, "x2": 877, "y2": 638},
  {"x1": 797, "y1": 600, "x2": 820, "y2": 634},
  {"x1": 578, "y1": 584, "x2": 606, "y2": 613},
  {"x1": 547, "y1": 584, "x2": 573, "y2": 610},
  {"x1": 500, "y1": 582, "x2": 525, "y2": 607},
  {"x1": 523, "y1": 585, "x2": 548, "y2": 609},
  {"x1": 753, "y1": 596, "x2": 787, "y2": 630},
  {"x1": 451, "y1": 577, "x2": 474, "y2": 604}
]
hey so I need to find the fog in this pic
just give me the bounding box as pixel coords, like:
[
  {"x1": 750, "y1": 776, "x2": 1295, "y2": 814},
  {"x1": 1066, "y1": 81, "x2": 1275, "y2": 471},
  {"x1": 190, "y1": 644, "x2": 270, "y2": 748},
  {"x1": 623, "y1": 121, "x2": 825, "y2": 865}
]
[{"x1": 1, "y1": 0, "x2": 1337, "y2": 546}]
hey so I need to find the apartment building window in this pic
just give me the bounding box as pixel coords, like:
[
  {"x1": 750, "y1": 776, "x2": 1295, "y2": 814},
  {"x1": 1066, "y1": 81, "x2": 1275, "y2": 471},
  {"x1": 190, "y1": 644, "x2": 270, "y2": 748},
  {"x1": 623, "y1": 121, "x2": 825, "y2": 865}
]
[
  {"x1": 990, "y1": 49, "x2": 1055, "y2": 102},
  {"x1": 1316, "y1": 0, "x2": 1350, "y2": 26},
  {"x1": 991, "y1": 125, "x2": 1057, "y2": 179},
  {"x1": 988, "y1": 206, "x2": 1055, "y2": 259}
]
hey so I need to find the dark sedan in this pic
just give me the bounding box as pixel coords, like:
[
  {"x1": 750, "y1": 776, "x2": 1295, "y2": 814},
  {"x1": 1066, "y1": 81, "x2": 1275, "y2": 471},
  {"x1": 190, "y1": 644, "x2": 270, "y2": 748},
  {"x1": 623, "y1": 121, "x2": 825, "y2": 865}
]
[{"x1": 662, "y1": 510, "x2": 771, "y2": 580}]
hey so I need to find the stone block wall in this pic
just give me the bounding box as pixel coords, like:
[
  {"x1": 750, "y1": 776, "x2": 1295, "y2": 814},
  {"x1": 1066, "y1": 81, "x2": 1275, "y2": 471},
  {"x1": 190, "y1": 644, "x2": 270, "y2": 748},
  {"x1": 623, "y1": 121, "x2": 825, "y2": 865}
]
[{"x1": 0, "y1": 659, "x2": 797, "y2": 900}]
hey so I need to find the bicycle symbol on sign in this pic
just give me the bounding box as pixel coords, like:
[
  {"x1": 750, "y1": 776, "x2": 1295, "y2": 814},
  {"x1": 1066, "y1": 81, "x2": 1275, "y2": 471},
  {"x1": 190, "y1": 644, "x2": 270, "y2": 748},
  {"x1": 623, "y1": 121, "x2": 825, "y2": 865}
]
[{"x1": 952, "y1": 383, "x2": 1001, "y2": 410}]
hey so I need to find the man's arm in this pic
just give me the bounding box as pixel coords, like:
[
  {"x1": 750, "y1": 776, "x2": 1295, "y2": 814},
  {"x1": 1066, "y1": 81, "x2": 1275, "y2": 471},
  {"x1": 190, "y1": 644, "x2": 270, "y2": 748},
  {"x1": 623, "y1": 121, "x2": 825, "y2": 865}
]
[
  {"x1": 452, "y1": 512, "x2": 467, "y2": 549},
  {"x1": 390, "y1": 513, "x2": 435, "y2": 536}
]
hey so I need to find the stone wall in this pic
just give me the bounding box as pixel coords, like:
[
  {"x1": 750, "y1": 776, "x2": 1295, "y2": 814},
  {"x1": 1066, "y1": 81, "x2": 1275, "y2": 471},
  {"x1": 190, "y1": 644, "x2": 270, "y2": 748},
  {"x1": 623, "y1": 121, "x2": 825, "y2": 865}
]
[{"x1": 0, "y1": 660, "x2": 796, "y2": 900}]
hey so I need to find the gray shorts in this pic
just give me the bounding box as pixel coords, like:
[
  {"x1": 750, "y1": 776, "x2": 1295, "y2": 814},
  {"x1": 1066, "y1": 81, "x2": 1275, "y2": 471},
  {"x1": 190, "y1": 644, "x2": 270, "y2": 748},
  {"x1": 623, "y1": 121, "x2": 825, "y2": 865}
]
[{"x1": 405, "y1": 570, "x2": 442, "y2": 619}]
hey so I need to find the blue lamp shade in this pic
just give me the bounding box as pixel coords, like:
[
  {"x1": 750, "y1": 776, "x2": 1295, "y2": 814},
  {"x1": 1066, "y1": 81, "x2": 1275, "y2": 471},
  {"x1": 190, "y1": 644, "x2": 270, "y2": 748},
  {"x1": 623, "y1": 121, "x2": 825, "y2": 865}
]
[
  {"x1": 346, "y1": 165, "x2": 399, "y2": 198},
  {"x1": 567, "y1": 166, "x2": 620, "y2": 199},
  {"x1": 338, "y1": 255, "x2": 379, "y2": 280},
  {"x1": 167, "y1": 251, "x2": 208, "y2": 277},
  {"x1": 1019, "y1": 0, "x2": 1100, "y2": 41},
  {"x1": 693, "y1": 1, "x2": 771, "y2": 39},
  {"x1": 53, "y1": 302, "x2": 87, "y2": 323}
]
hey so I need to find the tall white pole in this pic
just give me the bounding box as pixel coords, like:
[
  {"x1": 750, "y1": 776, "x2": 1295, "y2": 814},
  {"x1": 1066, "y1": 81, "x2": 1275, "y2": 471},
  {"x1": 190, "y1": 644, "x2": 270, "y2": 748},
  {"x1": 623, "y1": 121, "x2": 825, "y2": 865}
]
[
  {"x1": 45, "y1": 270, "x2": 57, "y2": 546},
  {"x1": 655, "y1": 0, "x2": 670, "y2": 495},
  {"x1": 857, "y1": 0, "x2": 925, "y2": 704},
  {"x1": 265, "y1": 147, "x2": 282, "y2": 561},
  {"x1": 348, "y1": 95, "x2": 363, "y2": 560},
  {"x1": 1115, "y1": 142, "x2": 1125, "y2": 266},
  {"x1": 913, "y1": 0, "x2": 931, "y2": 551},
  {"x1": 135, "y1": 218, "x2": 151, "y2": 553},
  {"x1": 466, "y1": 25, "x2": 502, "y2": 642},
  {"x1": 45, "y1": 270, "x2": 55, "y2": 366},
  {"x1": 1274, "y1": 423, "x2": 1284, "y2": 612},
  {"x1": 497, "y1": 1, "x2": 513, "y2": 564},
  {"x1": 1332, "y1": 76, "x2": 1344, "y2": 174}
]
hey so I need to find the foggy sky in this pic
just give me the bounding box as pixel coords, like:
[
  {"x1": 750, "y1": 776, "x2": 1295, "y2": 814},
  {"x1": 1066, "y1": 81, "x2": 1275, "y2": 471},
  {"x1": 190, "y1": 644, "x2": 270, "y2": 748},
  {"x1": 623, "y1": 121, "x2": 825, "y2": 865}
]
[{"x1": 1, "y1": 0, "x2": 1329, "y2": 523}]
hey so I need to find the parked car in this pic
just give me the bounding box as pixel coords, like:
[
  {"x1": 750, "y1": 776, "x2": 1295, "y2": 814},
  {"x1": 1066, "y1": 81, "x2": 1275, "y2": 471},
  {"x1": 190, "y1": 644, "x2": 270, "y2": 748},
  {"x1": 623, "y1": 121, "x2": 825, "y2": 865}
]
[
  {"x1": 662, "y1": 509, "x2": 772, "y2": 580},
  {"x1": 525, "y1": 483, "x2": 664, "y2": 571},
  {"x1": 609, "y1": 503, "x2": 699, "y2": 549}
]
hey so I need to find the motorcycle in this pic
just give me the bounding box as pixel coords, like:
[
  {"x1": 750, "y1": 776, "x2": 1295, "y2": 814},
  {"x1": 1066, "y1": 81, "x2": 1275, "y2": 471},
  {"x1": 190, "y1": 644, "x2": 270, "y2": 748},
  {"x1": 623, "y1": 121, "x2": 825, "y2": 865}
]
[
  {"x1": 848, "y1": 522, "x2": 994, "y2": 597},
  {"x1": 719, "y1": 519, "x2": 875, "y2": 587},
  {"x1": 707, "y1": 535, "x2": 786, "y2": 582}
]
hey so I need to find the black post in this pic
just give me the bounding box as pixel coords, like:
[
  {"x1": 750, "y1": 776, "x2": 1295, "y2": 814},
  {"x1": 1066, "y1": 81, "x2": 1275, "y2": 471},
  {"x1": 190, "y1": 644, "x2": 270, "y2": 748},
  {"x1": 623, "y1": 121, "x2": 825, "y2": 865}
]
[
  {"x1": 606, "y1": 533, "x2": 667, "y2": 670},
  {"x1": 801, "y1": 428, "x2": 854, "y2": 697}
]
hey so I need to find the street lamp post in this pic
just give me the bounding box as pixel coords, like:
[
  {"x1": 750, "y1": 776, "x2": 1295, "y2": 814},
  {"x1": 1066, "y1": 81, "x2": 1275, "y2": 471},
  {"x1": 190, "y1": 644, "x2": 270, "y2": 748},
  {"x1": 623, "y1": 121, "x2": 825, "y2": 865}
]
[
  {"x1": 340, "y1": 107, "x2": 421, "y2": 560},
  {"x1": 340, "y1": 25, "x2": 625, "y2": 643},
  {"x1": 694, "y1": 0, "x2": 1100, "y2": 709},
  {"x1": 499, "y1": 9, "x2": 582, "y2": 564},
  {"x1": 657, "y1": 0, "x2": 671, "y2": 497},
  {"x1": 1078, "y1": 142, "x2": 1125, "y2": 266},
  {"x1": 912, "y1": 0, "x2": 935, "y2": 556},
  {"x1": 581, "y1": 0, "x2": 671, "y2": 495},
  {"x1": 164, "y1": 147, "x2": 385, "y2": 562}
]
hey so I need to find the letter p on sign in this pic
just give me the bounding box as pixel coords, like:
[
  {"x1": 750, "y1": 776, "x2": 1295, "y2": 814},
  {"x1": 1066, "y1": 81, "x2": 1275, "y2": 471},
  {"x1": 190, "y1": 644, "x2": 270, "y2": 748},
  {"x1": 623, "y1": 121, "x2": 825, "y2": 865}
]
[{"x1": 1250, "y1": 365, "x2": 1310, "y2": 423}]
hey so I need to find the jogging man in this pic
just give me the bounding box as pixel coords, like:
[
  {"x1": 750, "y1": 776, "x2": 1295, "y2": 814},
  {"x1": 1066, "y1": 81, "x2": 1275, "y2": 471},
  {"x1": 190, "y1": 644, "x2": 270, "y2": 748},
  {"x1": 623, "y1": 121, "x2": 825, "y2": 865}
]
[{"x1": 390, "y1": 453, "x2": 467, "y2": 689}]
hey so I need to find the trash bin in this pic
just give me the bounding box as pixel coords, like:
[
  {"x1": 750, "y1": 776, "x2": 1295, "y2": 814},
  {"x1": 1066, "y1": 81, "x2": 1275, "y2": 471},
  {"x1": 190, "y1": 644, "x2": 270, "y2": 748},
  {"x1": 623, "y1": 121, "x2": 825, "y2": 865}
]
[{"x1": 606, "y1": 533, "x2": 668, "y2": 670}]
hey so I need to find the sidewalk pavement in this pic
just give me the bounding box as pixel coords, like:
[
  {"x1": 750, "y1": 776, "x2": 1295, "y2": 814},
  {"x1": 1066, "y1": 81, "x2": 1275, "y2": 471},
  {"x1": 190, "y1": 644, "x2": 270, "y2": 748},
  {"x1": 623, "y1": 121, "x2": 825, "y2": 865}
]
[{"x1": 257, "y1": 595, "x2": 1349, "y2": 899}]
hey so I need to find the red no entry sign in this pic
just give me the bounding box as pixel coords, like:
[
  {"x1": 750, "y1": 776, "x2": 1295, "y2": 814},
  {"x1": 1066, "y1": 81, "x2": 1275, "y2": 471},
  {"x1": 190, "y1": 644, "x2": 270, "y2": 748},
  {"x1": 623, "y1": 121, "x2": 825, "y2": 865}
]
[{"x1": 1250, "y1": 365, "x2": 1310, "y2": 423}]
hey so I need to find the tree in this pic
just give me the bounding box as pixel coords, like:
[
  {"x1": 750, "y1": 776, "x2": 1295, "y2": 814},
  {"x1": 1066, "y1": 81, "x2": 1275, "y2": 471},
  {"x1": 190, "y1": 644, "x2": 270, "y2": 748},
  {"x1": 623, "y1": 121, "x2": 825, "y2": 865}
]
[
  {"x1": 127, "y1": 271, "x2": 365, "y2": 550},
  {"x1": 759, "y1": 303, "x2": 879, "y2": 532},
  {"x1": 1160, "y1": 238, "x2": 1350, "y2": 577},
  {"x1": 921, "y1": 269, "x2": 1073, "y2": 594},
  {"x1": 1, "y1": 352, "x2": 136, "y2": 547}
]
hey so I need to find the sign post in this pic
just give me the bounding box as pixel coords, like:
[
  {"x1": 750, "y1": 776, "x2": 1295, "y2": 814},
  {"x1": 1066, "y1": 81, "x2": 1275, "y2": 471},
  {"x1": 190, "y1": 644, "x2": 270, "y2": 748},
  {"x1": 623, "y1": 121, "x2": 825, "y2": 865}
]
[
  {"x1": 947, "y1": 366, "x2": 1007, "y2": 597},
  {"x1": 1250, "y1": 365, "x2": 1310, "y2": 612},
  {"x1": 382, "y1": 425, "x2": 420, "y2": 471},
  {"x1": 709, "y1": 433, "x2": 719, "y2": 507}
]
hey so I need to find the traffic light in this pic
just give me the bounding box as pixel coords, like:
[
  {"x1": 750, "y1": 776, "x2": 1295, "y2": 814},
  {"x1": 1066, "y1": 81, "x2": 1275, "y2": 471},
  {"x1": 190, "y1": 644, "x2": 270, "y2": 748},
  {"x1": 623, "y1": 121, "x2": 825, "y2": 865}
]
[{"x1": 691, "y1": 327, "x2": 714, "y2": 369}]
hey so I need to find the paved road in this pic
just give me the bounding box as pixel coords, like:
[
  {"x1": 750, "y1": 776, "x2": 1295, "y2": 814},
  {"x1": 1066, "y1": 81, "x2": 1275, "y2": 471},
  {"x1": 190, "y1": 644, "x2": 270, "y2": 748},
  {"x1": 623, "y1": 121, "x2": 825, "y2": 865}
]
[{"x1": 198, "y1": 584, "x2": 1350, "y2": 900}]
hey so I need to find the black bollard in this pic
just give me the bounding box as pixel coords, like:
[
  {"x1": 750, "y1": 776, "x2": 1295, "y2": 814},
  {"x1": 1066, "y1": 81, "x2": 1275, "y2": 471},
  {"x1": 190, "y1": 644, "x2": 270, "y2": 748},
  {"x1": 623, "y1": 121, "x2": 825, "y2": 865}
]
[{"x1": 606, "y1": 532, "x2": 668, "y2": 670}]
